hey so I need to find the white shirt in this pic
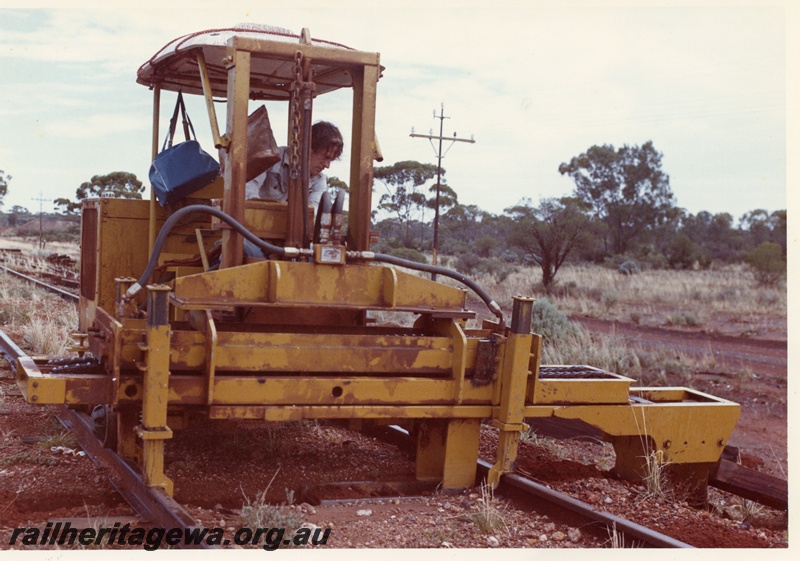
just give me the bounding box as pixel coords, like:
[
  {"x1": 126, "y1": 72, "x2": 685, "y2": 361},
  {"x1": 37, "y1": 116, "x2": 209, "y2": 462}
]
[{"x1": 245, "y1": 146, "x2": 328, "y2": 211}]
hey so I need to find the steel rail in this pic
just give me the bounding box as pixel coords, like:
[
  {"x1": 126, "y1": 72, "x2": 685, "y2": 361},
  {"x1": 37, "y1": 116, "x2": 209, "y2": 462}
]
[
  {"x1": 0, "y1": 328, "x2": 214, "y2": 550},
  {"x1": 0, "y1": 263, "x2": 778, "y2": 548},
  {"x1": 476, "y1": 459, "x2": 693, "y2": 548},
  {"x1": 0, "y1": 264, "x2": 79, "y2": 303},
  {"x1": 372, "y1": 425, "x2": 692, "y2": 548}
]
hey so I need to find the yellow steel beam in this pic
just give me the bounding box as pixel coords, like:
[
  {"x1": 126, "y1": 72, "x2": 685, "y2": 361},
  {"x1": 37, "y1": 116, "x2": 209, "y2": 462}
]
[
  {"x1": 171, "y1": 260, "x2": 468, "y2": 311},
  {"x1": 137, "y1": 286, "x2": 174, "y2": 494},
  {"x1": 545, "y1": 397, "x2": 740, "y2": 465},
  {"x1": 195, "y1": 50, "x2": 227, "y2": 149},
  {"x1": 209, "y1": 405, "x2": 494, "y2": 422},
  {"x1": 533, "y1": 376, "x2": 633, "y2": 405},
  {"x1": 487, "y1": 297, "x2": 534, "y2": 487},
  {"x1": 167, "y1": 330, "x2": 457, "y2": 374},
  {"x1": 230, "y1": 36, "x2": 381, "y2": 69},
  {"x1": 348, "y1": 62, "x2": 379, "y2": 250},
  {"x1": 220, "y1": 45, "x2": 250, "y2": 269},
  {"x1": 415, "y1": 419, "x2": 481, "y2": 488}
]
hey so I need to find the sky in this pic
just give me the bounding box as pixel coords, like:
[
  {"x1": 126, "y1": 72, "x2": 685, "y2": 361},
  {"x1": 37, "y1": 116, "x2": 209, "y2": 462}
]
[{"x1": 0, "y1": 0, "x2": 795, "y2": 223}]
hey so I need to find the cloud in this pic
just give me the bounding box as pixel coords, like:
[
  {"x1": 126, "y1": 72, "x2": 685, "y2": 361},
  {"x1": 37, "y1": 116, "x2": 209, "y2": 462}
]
[
  {"x1": 0, "y1": 0, "x2": 790, "y2": 219},
  {"x1": 40, "y1": 113, "x2": 148, "y2": 139}
]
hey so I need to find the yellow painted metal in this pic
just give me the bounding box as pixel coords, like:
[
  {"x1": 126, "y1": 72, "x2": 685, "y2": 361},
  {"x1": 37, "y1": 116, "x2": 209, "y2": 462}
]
[
  {"x1": 137, "y1": 287, "x2": 174, "y2": 494},
  {"x1": 232, "y1": 36, "x2": 382, "y2": 69},
  {"x1": 15, "y1": 357, "x2": 67, "y2": 404},
  {"x1": 171, "y1": 260, "x2": 468, "y2": 312},
  {"x1": 208, "y1": 405, "x2": 494, "y2": 421},
  {"x1": 11, "y1": 27, "x2": 744, "y2": 499},
  {"x1": 540, "y1": 394, "x2": 740, "y2": 466},
  {"x1": 220, "y1": 45, "x2": 250, "y2": 269},
  {"x1": 169, "y1": 331, "x2": 455, "y2": 374},
  {"x1": 348, "y1": 63, "x2": 380, "y2": 251},
  {"x1": 211, "y1": 200, "x2": 313, "y2": 242},
  {"x1": 149, "y1": 84, "x2": 161, "y2": 253},
  {"x1": 524, "y1": 331, "x2": 542, "y2": 401},
  {"x1": 195, "y1": 50, "x2": 227, "y2": 150},
  {"x1": 415, "y1": 419, "x2": 481, "y2": 488},
  {"x1": 487, "y1": 297, "x2": 535, "y2": 487},
  {"x1": 532, "y1": 373, "x2": 635, "y2": 404}
]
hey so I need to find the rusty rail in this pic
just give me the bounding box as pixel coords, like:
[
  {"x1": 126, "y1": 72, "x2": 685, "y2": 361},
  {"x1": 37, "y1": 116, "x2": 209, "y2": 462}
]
[
  {"x1": 1, "y1": 328, "x2": 213, "y2": 550},
  {"x1": 1, "y1": 263, "x2": 786, "y2": 548}
]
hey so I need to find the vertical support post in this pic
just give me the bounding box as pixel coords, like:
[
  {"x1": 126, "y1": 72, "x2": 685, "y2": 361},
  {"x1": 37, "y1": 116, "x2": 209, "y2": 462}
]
[
  {"x1": 416, "y1": 419, "x2": 481, "y2": 489},
  {"x1": 348, "y1": 63, "x2": 379, "y2": 251},
  {"x1": 195, "y1": 50, "x2": 227, "y2": 149},
  {"x1": 221, "y1": 40, "x2": 250, "y2": 269},
  {"x1": 136, "y1": 284, "x2": 174, "y2": 494},
  {"x1": 487, "y1": 296, "x2": 534, "y2": 487},
  {"x1": 149, "y1": 85, "x2": 161, "y2": 253},
  {"x1": 204, "y1": 310, "x2": 217, "y2": 405}
]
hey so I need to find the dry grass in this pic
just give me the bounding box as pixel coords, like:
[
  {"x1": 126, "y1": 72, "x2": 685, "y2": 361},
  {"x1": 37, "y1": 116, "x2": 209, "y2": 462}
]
[
  {"x1": 0, "y1": 236, "x2": 80, "y2": 261},
  {"x1": 470, "y1": 481, "x2": 508, "y2": 534},
  {"x1": 0, "y1": 269, "x2": 78, "y2": 356},
  {"x1": 474, "y1": 263, "x2": 786, "y2": 325}
]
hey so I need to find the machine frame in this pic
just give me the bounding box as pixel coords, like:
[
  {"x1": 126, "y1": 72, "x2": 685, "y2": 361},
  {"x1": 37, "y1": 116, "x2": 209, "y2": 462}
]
[{"x1": 16, "y1": 25, "x2": 739, "y2": 501}]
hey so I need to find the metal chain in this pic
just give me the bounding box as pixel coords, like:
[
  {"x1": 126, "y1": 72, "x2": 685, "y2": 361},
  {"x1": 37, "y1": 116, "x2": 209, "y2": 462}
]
[{"x1": 288, "y1": 52, "x2": 303, "y2": 180}]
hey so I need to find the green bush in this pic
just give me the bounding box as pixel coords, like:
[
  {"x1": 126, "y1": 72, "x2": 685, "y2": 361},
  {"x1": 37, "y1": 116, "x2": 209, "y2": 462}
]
[
  {"x1": 667, "y1": 234, "x2": 699, "y2": 269},
  {"x1": 531, "y1": 298, "x2": 582, "y2": 344},
  {"x1": 385, "y1": 246, "x2": 428, "y2": 264},
  {"x1": 745, "y1": 242, "x2": 785, "y2": 286},
  {"x1": 473, "y1": 236, "x2": 499, "y2": 258},
  {"x1": 453, "y1": 253, "x2": 482, "y2": 275}
]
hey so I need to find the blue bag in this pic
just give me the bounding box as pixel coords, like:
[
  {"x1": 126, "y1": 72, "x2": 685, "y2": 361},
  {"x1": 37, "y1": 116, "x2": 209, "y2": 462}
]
[{"x1": 149, "y1": 92, "x2": 220, "y2": 206}]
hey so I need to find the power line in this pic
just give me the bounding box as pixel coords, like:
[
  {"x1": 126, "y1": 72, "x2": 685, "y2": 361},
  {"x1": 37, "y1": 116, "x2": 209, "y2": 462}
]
[
  {"x1": 31, "y1": 192, "x2": 50, "y2": 250},
  {"x1": 410, "y1": 102, "x2": 475, "y2": 277}
]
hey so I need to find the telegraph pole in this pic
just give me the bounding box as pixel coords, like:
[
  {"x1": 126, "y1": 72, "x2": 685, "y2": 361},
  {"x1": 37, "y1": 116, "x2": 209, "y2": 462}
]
[
  {"x1": 32, "y1": 192, "x2": 49, "y2": 249},
  {"x1": 410, "y1": 103, "x2": 475, "y2": 275}
]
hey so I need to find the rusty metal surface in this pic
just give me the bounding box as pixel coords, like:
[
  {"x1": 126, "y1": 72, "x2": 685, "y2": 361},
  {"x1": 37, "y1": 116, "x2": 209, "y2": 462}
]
[
  {"x1": 476, "y1": 459, "x2": 694, "y2": 548},
  {"x1": 539, "y1": 365, "x2": 622, "y2": 379},
  {"x1": 0, "y1": 265, "x2": 79, "y2": 303},
  {"x1": 1, "y1": 327, "x2": 212, "y2": 548},
  {"x1": 52, "y1": 405, "x2": 211, "y2": 547}
]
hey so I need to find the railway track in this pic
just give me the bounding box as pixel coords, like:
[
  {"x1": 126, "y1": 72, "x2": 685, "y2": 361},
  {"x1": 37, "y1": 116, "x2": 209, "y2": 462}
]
[
  {"x1": 0, "y1": 328, "x2": 214, "y2": 550},
  {"x1": 0, "y1": 262, "x2": 787, "y2": 549}
]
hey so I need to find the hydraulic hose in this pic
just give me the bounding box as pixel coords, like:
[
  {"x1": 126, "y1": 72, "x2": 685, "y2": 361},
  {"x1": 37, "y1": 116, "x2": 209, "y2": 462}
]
[
  {"x1": 125, "y1": 204, "x2": 505, "y2": 326},
  {"x1": 124, "y1": 204, "x2": 304, "y2": 299},
  {"x1": 332, "y1": 189, "x2": 346, "y2": 215}
]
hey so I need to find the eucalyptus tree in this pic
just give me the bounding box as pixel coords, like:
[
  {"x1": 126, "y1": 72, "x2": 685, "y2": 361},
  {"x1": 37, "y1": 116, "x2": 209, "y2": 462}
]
[{"x1": 559, "y1": 141, "x2": 676, "y2": 255}]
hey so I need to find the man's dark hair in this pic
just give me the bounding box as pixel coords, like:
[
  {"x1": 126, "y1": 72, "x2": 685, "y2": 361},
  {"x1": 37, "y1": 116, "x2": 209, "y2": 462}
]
[{"x1": 311, "y1": 121, "x2": 344, "y2": 159}]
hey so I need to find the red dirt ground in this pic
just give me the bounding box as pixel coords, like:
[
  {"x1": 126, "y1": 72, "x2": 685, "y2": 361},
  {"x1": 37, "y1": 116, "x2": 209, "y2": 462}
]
[{"x1": 0, "y1": 272, "x2": 789, "y2": 549}]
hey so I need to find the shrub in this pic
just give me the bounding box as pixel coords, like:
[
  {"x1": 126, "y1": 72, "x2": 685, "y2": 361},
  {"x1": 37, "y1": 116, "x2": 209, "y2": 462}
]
[
  {"x1": 531, "y1": 298, "x2": 582, "y2": 344},
  {"x1": 667, "y1": 234, "x2": 699, "y2": 270},
  {"x1": 473, "y1": 236, "x2": 499, "y2": 258},
  {"x1": 385, "y1": 246, "x2": 428, "y2": 264},
  {"x1": 453, "y1": 253, "x2": 482, "y2": 275},
  {"x1": 745, "y1": 242, "x2": 785, "y2": 286},
  {"x1": 475, "y1": 258, "x2": 516, "y2": 283},
  {"x1": 617, "y1": 260, "x2": 641, "y2": 275}
]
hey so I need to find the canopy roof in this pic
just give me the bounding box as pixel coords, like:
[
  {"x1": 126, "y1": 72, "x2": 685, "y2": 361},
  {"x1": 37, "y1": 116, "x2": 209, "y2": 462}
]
[{"x1": 136, "y1": 24, "x2": 360, "y2": 100}]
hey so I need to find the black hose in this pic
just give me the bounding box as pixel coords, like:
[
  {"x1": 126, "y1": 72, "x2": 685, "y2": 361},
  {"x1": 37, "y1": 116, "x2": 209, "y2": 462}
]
[
  {"x1": 125, "y1": 204, "x2": 505, "y2": 325},
  {"x1": 314, "y1": 191, "x2": 333, "y2": 243},
  {"x1": 125, "y1": 205, "x2": 292, "y2": 298},
  {"x1": 368, "y1": 253, "x2": 505, "y2": 325},
  {"x1": 332, "y1": 189, "x2": 346, "y2": 215}
]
